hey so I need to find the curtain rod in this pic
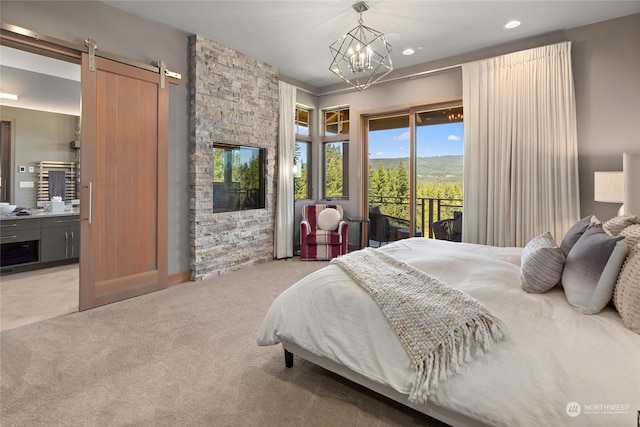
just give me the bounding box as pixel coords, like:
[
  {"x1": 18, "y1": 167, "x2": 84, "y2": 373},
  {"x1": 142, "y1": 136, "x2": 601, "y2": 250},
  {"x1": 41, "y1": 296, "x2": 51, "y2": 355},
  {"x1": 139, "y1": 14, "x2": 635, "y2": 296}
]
[{"x1": 1, "y1": 22, "x2": 181, "y2": 80}]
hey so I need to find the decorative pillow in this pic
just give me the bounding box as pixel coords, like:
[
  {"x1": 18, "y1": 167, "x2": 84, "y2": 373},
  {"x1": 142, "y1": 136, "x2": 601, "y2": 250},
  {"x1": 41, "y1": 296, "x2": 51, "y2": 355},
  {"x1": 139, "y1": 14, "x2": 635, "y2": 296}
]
[
  {"x1": 562, "y1": 224, "x2": 628, "y2": 314},
  {"x1": 613, "y1": 243, "x2": 640, "y2": 334},
  {"x1": 317, "y1": 208, "x2": 342, "y2": 231},
  {"x1": 560, "y1": 215, "x2": 599, "y2": 258},
  {"x1": 603, "y1": 215, "x2": 639, "y2": 236},
  {"x1": 619, "y1": 224, "x2": 640, "y2": 256},
  {"x1": 520, "y1": 232, "x2": 566, "y2": 293}
]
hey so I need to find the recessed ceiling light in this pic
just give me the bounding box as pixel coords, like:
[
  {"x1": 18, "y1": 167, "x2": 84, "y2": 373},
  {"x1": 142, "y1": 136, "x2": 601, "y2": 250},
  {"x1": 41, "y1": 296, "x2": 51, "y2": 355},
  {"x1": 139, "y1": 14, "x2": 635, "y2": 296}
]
[
  {"x1": 0, "y1": 92, "x2": 18, "y2": 100},
  {"x1": 402, "y1": 48, "x2": 415, "y2": 56},
  {"x1": 505, "y1": 20, "x2": 521, "y2": 29}
]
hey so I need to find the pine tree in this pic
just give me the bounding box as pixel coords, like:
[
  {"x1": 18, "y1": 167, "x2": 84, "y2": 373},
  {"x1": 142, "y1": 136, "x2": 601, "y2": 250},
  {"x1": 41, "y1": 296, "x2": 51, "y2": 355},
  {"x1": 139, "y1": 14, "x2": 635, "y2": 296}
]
[{"x1": 324, "y1": 144, "x2": 343, "y2": 197}]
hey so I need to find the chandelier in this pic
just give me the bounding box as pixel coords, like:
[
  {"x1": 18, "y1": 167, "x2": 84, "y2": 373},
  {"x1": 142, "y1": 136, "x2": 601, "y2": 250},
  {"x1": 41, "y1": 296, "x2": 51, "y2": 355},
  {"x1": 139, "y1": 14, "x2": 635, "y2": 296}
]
[{"x1": 329, "y1": 1, "x2": 393, "y2": 91}]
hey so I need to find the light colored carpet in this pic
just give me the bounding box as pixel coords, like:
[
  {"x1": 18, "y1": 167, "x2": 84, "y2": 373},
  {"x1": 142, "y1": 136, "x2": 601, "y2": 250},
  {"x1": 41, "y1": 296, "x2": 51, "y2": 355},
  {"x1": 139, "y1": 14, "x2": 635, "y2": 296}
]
[
  {"x1": 1, "y1": 264, "x2": 79, "y2": 331},
  {"x1": 1, "y1": 258, "x2": 446, "y2": 426}
]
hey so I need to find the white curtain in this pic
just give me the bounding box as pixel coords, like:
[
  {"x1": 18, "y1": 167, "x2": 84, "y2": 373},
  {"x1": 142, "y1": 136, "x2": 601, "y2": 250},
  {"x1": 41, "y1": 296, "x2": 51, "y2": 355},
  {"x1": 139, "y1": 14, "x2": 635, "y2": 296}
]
[
  {"x1": 274, "y1": 81, "x2": 296, "y2": 258},
  {"x1": 462, "y1": 42, "x2": 580, "y2": 247}
]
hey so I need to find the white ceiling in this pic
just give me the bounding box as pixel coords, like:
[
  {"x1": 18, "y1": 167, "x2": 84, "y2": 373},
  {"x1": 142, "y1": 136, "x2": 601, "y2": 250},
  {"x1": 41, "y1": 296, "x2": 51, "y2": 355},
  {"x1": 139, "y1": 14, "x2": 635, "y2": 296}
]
[
  {"x1": 1, "y1": 1, "x2": 639, "y2": 115},
  {"x1": 102, "y1": 0, "x2": 640, "y2": 89}
]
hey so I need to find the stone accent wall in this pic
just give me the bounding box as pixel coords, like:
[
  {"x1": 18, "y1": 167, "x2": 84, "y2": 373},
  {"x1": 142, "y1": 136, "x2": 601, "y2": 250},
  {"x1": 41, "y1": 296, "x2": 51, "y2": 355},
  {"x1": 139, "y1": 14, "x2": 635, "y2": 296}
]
[{"x1": 190, "y1": 35, "x2": 279, "y2": 281}]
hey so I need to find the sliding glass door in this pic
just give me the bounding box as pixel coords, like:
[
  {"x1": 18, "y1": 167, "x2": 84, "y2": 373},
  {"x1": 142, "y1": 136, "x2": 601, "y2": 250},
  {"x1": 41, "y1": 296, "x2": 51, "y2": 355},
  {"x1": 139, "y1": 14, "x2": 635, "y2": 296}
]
[
  {"x1": 414, "y1": 106, "x2": 464, "y2": 237},
  {"x1": 364, "y1": 103, "x2": 463, "y2": 245},
  {"x1": 366, "y1": 114, "x2": 412, "y2": 246}
]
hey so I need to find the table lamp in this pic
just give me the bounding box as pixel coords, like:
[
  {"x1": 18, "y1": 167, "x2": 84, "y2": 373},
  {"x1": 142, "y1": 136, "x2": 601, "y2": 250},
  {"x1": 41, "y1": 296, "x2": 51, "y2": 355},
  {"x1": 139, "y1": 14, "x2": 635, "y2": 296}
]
[{"x1": 594, "y1": 171, "x2": 624, "y2": 216}]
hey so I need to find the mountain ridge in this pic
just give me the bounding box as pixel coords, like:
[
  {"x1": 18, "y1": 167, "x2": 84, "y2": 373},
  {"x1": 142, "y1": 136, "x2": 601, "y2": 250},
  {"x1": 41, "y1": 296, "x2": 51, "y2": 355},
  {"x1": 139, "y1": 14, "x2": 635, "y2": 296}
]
[{"x1": 369, "y1": 155, "x2": 463, "y2": 184}]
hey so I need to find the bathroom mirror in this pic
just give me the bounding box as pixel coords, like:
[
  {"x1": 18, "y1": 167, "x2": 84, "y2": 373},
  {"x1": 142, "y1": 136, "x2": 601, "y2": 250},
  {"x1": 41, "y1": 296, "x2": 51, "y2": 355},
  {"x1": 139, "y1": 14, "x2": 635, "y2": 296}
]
[{"x1": 0, "y1": 45, "x2": 81, "y2": 207}]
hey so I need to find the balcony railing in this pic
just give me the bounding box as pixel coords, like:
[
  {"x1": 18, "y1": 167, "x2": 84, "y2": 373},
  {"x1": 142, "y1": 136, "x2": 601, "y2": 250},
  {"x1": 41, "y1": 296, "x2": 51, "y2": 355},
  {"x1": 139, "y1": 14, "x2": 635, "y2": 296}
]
[{"x1": 368, "y1": 196, "x2": 463, "y2": 238}]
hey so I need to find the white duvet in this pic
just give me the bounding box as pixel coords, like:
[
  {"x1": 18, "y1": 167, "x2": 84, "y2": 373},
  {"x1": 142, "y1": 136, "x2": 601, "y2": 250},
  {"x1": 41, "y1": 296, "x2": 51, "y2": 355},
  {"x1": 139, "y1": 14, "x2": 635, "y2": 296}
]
[{"x1": 258, "y1": 238, "x2": 640, "y2": 427}]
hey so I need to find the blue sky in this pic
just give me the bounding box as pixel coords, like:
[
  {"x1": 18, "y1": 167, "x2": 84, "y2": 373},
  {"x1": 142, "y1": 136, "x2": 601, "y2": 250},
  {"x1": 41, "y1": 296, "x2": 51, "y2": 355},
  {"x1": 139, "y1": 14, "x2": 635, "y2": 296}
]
[{"x1": 368, "y1": 122, "x2": 463, "y2": 159}]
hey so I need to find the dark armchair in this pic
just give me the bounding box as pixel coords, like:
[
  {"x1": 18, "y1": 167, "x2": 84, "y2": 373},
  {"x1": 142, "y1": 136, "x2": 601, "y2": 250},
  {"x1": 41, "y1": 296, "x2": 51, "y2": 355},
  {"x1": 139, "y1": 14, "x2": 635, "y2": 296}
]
[
  {"x1": 368, "y1": 206, "x2": 420, "y2": 247},
  {"x1": 431, "y1": 211, "x2": 462, "y2": 242}
]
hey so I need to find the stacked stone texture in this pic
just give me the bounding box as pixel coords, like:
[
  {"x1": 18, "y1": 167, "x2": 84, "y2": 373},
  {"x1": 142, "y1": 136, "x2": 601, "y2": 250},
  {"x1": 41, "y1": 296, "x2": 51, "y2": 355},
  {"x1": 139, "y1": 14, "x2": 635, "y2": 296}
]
[{"x1": 189, "y1": 35, "x2": 279, "y2": 280}]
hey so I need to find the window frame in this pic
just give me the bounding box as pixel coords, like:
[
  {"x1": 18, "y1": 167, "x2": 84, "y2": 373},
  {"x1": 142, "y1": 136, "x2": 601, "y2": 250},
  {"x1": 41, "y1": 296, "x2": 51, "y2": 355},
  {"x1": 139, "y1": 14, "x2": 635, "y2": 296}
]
[
  {"x1": 295, "y1": 106, "x2": 310, "y2": 137},
  {"x1": 322, "y1": 106, "x2": 350, "y2": 200},
  {"x1": 362, "y1": 99, "x2": 463, "y2": 238},
  {"x1": 295, "y1": 105, "x2": 312, "y2": 200}
]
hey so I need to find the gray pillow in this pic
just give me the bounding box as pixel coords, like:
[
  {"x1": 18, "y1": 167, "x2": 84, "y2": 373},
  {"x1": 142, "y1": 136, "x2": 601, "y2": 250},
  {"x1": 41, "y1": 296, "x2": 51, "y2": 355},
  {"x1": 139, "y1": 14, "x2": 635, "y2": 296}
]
[
  {"x1": 560, "y1": 215, "x2": 599, "y2": 258},
  {"x1": 521, "y1": 232, "x2": 565, "y2": 293},
  {"x1": 562, "y1": 224, "x2": 628, "y2": 314}
]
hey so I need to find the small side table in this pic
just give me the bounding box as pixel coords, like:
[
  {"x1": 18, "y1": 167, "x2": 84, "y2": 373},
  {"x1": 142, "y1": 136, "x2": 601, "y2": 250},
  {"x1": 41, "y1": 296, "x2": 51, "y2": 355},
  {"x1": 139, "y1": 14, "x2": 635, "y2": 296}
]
[{"x1": 346, "y1": 216, "x2": 370, "y2": 250}]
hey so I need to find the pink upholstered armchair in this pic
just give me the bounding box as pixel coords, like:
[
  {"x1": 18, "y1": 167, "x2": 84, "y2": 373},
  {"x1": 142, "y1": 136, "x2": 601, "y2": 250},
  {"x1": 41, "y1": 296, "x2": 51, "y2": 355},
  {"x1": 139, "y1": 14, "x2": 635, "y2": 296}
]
[{"x1": 300, "y1": 204, "x2": 348, "y2": 260}]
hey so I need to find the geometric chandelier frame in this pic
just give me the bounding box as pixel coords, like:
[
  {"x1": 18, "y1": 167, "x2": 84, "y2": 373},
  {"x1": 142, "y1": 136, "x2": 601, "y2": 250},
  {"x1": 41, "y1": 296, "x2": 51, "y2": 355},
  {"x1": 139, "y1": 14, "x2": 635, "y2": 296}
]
[{"x1": 329, "y1": 1, "x2": 393, "y2": 91}]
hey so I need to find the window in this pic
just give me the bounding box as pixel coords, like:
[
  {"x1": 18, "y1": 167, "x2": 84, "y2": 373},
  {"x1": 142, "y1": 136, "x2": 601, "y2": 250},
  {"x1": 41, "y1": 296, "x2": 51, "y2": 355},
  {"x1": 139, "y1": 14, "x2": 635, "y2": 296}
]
[
  {"x1": 294, "y1": 141, "x2": 310, "y2": 200},
  {"x1": 414, "y1": 106, "x2": 464, "y2": 223},
  {"x1": 295, "y1": 107, "x2": 309, "y2": 136},
  {"x1": 324, "y1": 142, "x2": 347, "y2": 198},
  {"x1": 295, "y1": 106, "x2": 312, "y2": 200},
  {"x1": 323, "y1": 107, "x2": 350, "y2": 199},
  {"x1": 212, "y1": 144, "x2": 265, "y2": 213},
  {"x1": 365, "y1": 103, "x2": 463, "y2": 241},
  {"x1": 325, "y1": 107, "x2": 350, "y2": 136}
]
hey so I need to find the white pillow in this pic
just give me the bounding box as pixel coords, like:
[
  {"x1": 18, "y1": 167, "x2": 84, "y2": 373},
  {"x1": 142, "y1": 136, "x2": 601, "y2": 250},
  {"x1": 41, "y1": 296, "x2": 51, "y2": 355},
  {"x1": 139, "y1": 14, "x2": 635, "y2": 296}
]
[
  {"x1": 317, "y1": 208, "x2": 341, "y2": 231},
  {"x1": 520, "y1": 232, "x2": 565, "y2": 293}
]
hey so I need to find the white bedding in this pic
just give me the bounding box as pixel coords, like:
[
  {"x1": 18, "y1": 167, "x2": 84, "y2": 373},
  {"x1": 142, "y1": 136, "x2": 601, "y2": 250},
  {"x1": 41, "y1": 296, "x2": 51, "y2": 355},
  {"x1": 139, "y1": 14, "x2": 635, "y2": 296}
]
[{"x1": 257, "y1": 238, "x2": 640, "y2": 427}]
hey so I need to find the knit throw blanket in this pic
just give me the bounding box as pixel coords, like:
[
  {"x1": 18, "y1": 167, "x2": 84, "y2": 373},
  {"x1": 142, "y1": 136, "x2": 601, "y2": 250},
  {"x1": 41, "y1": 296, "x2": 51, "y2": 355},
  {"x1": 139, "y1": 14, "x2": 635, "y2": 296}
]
[{"x1": 330, "y1": 248, "x2": 506, "y2": 403}]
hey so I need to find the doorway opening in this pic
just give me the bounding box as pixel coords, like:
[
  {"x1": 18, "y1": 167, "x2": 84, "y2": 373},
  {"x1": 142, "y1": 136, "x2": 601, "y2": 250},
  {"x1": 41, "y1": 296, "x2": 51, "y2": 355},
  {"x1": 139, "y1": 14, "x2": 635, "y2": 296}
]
[{"x1": 0, "y1": 45, "x2": 81, "y2": 330}]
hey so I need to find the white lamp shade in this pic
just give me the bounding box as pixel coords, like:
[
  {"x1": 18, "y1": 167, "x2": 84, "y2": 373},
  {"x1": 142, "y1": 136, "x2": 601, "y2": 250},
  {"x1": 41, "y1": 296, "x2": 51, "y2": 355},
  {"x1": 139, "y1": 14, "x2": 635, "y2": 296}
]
[{"x1": 594, "y1": 171, "x2": 624, "y2": 203}]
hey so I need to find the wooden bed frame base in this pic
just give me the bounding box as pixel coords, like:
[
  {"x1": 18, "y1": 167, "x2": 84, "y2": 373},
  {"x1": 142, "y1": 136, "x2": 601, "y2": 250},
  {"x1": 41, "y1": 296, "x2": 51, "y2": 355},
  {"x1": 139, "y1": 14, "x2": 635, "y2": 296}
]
[{"x1": 282, "y1": 342, "x2": 487, "y2": 427}]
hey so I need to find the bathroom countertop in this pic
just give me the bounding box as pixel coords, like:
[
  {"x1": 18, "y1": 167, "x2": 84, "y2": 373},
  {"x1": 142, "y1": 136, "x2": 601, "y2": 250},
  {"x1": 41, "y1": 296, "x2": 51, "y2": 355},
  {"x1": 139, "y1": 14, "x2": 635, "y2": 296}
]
[{"x1": 0, "y1": 209, "x2": 80, "y2": 220}]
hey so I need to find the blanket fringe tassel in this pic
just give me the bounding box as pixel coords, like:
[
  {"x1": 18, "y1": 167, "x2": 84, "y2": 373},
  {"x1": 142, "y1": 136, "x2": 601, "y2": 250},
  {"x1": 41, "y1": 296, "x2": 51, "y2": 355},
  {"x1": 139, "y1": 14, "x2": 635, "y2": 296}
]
[{"x1": 409, "y1": 314, "x2": 506, "y2": 404}]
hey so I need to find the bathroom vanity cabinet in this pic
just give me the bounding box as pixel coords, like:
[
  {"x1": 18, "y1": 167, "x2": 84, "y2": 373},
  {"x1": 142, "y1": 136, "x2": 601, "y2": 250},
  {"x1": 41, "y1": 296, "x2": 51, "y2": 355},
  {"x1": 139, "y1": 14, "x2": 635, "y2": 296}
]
[
  {"x1": 40, "y1": 216, "x2": 80, "y2": 262},
  {"x1": 0, "y1": 213, "x2": 79, "y2": 274}
]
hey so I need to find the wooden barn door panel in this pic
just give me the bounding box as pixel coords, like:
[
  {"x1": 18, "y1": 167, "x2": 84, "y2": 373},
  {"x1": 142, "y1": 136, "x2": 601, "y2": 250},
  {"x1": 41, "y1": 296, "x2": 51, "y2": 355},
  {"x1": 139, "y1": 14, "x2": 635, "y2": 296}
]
[{"x1": 79, "y1": 54, "x2": 168, "y2": 310}]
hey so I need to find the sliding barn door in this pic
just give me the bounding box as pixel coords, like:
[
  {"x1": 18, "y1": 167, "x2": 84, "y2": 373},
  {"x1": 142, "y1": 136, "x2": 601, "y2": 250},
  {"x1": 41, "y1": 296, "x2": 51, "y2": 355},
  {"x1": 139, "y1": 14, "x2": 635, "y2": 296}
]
[{"x1": 79, "y1": 53, "x2": 168, "y2": 310}]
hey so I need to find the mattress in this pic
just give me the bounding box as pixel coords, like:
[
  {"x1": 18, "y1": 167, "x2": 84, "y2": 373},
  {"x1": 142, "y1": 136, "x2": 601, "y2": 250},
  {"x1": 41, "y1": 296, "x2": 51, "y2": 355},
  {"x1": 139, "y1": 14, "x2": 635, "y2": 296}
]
[{"x1": 258, "y1": 238, "x2": 640, "y2": 426}]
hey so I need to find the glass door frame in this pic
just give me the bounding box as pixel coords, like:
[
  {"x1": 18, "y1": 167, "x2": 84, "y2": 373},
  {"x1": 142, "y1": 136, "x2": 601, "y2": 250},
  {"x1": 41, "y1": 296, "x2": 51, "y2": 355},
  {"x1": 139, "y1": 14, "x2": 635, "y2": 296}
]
[{"x1": 361, "y1": 99, "x2": 463, "y2": 243}]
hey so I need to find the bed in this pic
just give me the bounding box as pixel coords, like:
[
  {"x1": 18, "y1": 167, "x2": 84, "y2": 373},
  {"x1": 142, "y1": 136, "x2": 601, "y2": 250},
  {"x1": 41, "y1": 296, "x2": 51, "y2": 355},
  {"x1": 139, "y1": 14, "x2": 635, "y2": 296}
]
[
  {"x1": 257, "y1": 153, "x2": 640, "y2": 426},
  {"x1": 258, "y1": 156, "x2": 640, "y2": 427}
]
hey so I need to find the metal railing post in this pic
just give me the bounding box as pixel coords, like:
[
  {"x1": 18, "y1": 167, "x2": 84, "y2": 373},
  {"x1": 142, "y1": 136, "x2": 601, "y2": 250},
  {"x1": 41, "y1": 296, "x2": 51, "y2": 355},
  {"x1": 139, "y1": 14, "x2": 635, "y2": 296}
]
[
  {"x1": 421, "y1": 198, "x2": 426, "y2": 238},
  {"x1": 428, "y1": 198, "x2": 434, "y2": 238}
]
